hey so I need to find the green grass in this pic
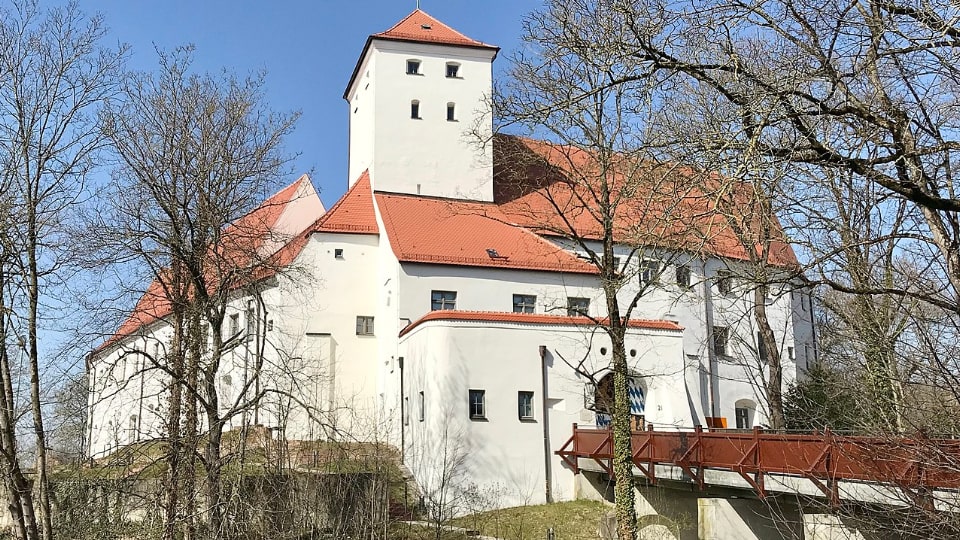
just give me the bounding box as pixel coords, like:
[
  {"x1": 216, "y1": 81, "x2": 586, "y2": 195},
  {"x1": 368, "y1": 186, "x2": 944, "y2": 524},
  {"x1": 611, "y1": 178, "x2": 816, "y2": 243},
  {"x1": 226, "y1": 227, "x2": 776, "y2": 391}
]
[{"x1": 450, "y1": 500, "x2": 610, "y2": 540}]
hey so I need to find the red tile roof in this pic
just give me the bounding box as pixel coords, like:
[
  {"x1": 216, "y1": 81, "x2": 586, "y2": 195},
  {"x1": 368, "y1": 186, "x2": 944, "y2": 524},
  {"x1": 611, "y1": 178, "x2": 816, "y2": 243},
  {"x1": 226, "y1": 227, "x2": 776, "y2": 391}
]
[
  {"x1": 375, "y1": 192, "x2": 597, "y2": 275},
  {"x1": 399, "y1": 310, "x2": 683, "y2": 337},
  {"x1": 493, "y1": 135, "x2": 799, "y2": 268},
  {"x1": 312, "y1": 171, "x2": 379, "y2": 235},
  {"x1": 100, "y1": 176, "x2": 322, "y2": 352},
  {"x1": 373, "y1": 10, "x2": 498, "y2": 50},
  {"x1": 344, "y1": 10, "x2": 498, "y2": 99}
]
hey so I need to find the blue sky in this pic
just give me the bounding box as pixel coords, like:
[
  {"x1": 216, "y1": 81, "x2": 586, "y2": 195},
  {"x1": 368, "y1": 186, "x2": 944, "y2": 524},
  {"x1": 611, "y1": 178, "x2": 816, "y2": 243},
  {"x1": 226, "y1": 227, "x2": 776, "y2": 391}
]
[{"x1": 85, "y1": 1, "x2": 535, "y2": 208}]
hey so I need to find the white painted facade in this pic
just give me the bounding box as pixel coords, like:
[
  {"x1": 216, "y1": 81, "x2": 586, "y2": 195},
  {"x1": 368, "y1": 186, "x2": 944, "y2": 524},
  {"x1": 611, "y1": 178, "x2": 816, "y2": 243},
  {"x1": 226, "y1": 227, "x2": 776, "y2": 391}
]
[{"x1": 88, "y1": 9, "x2": 816, "y2": 513}]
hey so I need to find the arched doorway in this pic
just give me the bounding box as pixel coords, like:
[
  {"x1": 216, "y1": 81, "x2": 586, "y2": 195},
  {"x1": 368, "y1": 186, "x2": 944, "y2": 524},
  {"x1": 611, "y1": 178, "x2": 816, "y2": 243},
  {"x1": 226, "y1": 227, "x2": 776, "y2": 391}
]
[{"x1": 593, "y1": 372, "x2": 645, "y2": 429}]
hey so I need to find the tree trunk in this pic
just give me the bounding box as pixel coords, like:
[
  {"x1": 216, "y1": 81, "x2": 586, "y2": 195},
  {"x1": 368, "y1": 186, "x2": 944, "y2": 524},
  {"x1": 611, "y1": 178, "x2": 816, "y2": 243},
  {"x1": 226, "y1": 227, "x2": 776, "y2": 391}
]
[
  {"x1": 26, "y1": 204, "x2": 53, "y2": 540},
  {"x1": 163, "y1": 308, "x2": 185, "y2": 540},
  {"x1": 754, "y1": 286, "x2": 784, "y2": 430}
]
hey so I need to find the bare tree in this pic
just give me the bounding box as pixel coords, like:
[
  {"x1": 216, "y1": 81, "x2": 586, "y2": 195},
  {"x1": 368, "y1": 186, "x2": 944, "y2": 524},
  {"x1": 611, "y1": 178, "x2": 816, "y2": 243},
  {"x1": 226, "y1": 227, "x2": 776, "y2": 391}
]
[
  {"x1": 95, "y1": 47, "x2": 298, "y2": 539},
  {"x1": 0, "y1": 2, "x2": 125, "y2": 538}
]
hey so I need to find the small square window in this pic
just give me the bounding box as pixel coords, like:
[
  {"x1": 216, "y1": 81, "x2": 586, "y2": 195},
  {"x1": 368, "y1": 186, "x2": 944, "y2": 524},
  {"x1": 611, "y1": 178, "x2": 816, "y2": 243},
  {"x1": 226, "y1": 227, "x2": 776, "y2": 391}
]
[
  {"x1": 446, "y1": 63, "x2": 459, "y2": 78},
  {"x1": 431, "y1": 290, "x2": 457, "y2": 310},
  {"x1": 356, "y1": 316, "x2": 375, "y2": 336},
  {"x1": 567, "y1": 297, "x2": 590, "y2": 316},
  {"x1": 676, "y1": 265, "x2": 691, "y2": 289},
  {"x1": 640, "y1": 260, "x2": 660, "y2": 286},
  {"x1": 512, "y1": 294, "x2": 536, "y2": 313},
  {"x1": 518, "y1": 391, "x2": 534, "y2": 420},
  {"x1": 334, "y1": 248, "x2": 344, "y2": 258},
  {"x1": 406, "y1": 59, "x2": 421, "y2": 75},
  {"x1": 469, "y1": 389, "x2": 486, "y2": 419},
  {"x1": 717, "y1": 270, "x2": 734, "y2": 295},
  {"x1": 713, "y1": 326, "x2": 729, "y2": 357}
]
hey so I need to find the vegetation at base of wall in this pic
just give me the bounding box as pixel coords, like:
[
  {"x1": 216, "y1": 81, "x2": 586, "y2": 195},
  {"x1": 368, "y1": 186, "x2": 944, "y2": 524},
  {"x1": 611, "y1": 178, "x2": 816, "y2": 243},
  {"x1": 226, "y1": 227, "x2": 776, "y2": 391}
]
[{"x1": 450, "y1": 500, "x2": 610, "y2": 540}]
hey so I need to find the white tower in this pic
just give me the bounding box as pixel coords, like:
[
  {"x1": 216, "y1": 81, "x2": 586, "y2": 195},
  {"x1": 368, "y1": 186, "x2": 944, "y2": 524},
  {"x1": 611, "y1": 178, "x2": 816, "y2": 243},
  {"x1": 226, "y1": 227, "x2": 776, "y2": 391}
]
[{"x1": 343, "y1": 10, "x2": 499, "y2": 201}]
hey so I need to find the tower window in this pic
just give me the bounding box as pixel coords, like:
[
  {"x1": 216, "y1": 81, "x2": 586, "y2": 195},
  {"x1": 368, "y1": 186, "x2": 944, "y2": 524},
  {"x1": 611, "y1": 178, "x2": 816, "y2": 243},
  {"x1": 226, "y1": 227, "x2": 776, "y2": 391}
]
[
  {"x1": 406, "y1": 59, "x2": 421, "y2": 75},
  {"x1": 446, "y1": 102, "x2": 456, "y2": 121},
  {"x1": 446, "y1": 62, "x2": 460, "y2": 78},
  {"x1": 411, "y1": 100, "x2": 421, "y2": 119}
]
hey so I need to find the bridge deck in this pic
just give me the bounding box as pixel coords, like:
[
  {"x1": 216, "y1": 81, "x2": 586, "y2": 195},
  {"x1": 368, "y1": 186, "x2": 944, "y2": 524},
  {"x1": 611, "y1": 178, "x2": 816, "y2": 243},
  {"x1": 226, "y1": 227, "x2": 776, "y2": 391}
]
[{"x1": 556, "y1": 424, "x2": 960, "y2": 505}]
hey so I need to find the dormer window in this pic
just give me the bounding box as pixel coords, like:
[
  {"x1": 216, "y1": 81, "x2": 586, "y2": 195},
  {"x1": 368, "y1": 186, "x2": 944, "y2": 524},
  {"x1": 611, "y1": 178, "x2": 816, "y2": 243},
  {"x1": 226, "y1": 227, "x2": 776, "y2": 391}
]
[
  {"x1": 406, "y1": 59, "x2": 421, "y2": 75},
  {"x1": 446, "y1": 62, "x2": 460, "y2": 78},
  {"x1": 446, "y1": 102, "x2": 456, "y2": 121},
  {"x1": 411, "y1": 100, "x2": 421, "y2": 119}
]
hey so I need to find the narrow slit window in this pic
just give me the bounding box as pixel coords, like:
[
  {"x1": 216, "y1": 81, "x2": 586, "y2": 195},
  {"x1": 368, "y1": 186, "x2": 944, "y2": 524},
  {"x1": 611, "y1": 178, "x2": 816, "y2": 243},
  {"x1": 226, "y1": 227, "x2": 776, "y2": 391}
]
[
  {"x1": 446, "y1": 102, "x2": 456, "y2": 121},
  {"x1": 411, "y1": 100, "x2": 421, "y2": 119}
]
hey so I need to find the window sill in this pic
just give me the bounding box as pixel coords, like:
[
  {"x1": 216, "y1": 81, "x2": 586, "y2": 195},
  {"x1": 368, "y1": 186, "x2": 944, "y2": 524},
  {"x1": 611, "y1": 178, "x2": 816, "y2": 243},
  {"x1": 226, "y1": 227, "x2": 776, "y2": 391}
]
[
  {"x1": 446, "y1": 76, "x2": 463, "y2": 79},
  {"x1": 406, "y1": 72, "x2": 424, "y2": 76},
  {"x1": 469, "y1": 416, "x2": 488, "y2": 422},
  {"x1": 519, "y1": 417, "x2": 537, "y2": 423}
]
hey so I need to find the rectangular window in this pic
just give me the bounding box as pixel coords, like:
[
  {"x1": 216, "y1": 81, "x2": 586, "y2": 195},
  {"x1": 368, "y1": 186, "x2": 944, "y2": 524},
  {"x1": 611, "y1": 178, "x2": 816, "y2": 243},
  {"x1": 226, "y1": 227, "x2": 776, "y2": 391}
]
[
  {"x1": 446, "y1": 63, "x2": 459, "y2": 78},
  {"x1": 418, "y1": 391, "x2": 425, "y2": 422},
  {"x1": 566, "y1": 297, "x2": 590, "y2": 316},
  {"x1": 639, "y1": 260, "x2": 660, "y2": 286},
  {"x1": 469, "y1": 389, "x2": 486, "y2": 419},
  {"x1": 356, "y1": 316, "x2": 375, "y2": 336},
  {"x1": 713, "y1": 326, "x2": 729, "y2": 357},
  {"x1": 229, "y1": 313, "x2": 239, "y2": 337},
  {"x1": 431, "y1": 290, "x2": 457, "y2": 310},
  {"x1": 246, "y1": 300, "x2": 256, "y2": 341},
  {"x1": 406, "y1": 59, "x2": 420, "y2": 74},
  {"x1": 757, "y1": 331, "x2": 768, "y2": 363},
  {"x1": 717, "y1": 270, "x2": 733, "y2": 295},
  {"x1": 404, "y1": 397, "x2": 409, "y2": 426},
  {"x1": 676, "y1": 265, "x2": 691, "y2": 289},
  {"x1": 518, "y1": 391, "x2": 534, "y2": 420},
  {"x1": 446, "y1": 103, "x2": 456, "y2": 121},
  {"x1": 788, "y1": 346, "x2": 795, "y2": 361},
  {"x1": 201, "y1": 324, "x2": 209, "y2": 353},
  {"x1": 512, "y1": 294, "x2": 536, "y2": 313},
  {"x1": 735, "y1": 407, "x2": 751, "y2": 429},
  {"x1": 410, "y1": 101, "x2": 421, "y2": 119}
]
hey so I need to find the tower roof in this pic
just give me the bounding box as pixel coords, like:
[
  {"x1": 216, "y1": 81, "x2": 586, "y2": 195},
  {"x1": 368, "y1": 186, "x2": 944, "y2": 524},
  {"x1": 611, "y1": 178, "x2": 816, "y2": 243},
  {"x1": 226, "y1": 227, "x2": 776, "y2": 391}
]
[
  {"x1": 372, "y1": 9, "x2": 499, "y2": 50},
  {"x1": 344, "y1": 9, "x2": 499, "y2": 99}
]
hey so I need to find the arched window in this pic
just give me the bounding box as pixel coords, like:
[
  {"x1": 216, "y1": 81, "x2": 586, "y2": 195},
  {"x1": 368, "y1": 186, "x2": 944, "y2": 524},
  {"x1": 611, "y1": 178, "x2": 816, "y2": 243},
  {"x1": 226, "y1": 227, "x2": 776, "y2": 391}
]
[
  {"x1": 410, "y1": 100, "x2": 421, "y2": 119},
  {"x1": 591, "y1": 373, "x2": 645, "y2": 428},
  {"x1": 734, "y1": 399, "x2": 756, "y2": 429}
]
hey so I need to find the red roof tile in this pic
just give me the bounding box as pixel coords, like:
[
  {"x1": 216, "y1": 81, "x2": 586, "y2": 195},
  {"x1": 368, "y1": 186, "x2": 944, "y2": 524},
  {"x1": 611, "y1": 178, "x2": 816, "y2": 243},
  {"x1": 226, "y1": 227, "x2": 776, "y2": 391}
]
[
  {"x1": 493, "y1": 135, "x2": 799, "y2": 268},
  {"x1": 375, "y1": 192, "x2": 597, "y2": 275},
  {"x1": 399, "y1": 310, "x2": 683, "y2": 337},
  {"x1": 312, "y1": 171, "x2": 379, "y2": 235},
  {"x1": 373, "y1": 10, "x2": 498, "y2": 50},
  {"x1": 100, "y1": 176, "x2": 322, "y2": 352}
]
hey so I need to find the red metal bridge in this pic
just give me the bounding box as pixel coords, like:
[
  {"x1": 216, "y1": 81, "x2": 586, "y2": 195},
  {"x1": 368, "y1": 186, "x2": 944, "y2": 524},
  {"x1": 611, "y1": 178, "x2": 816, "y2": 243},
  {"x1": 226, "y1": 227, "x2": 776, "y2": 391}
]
[{"x1": 556, "y1": 424, "x2": 960, "y2": 505}]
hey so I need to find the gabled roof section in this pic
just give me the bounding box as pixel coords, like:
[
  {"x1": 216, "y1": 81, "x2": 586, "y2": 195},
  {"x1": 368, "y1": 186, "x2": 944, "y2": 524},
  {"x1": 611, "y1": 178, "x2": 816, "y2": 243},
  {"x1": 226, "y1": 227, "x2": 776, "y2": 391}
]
[
  {"x1": 312, "y1": 170, "x2": 379, "y2": 235},
  {"x1": 99, "y1": 176, "x2": 325, "y2": 353},
  {"x1": 344, "y1": 10, "x2": 498, "y2": 99},
  {"x1": 493, "y1": 135, "x2": 800, "y2": 268},
  {"x1": 399, "y1": 310, "x2": 683, "y2": 338},
  {"x1": 373, "y1": 9, "x2": 498, "y2": 50},
  {"x1": 375, "y1": 192, "x2": 596, "y2": 275}
]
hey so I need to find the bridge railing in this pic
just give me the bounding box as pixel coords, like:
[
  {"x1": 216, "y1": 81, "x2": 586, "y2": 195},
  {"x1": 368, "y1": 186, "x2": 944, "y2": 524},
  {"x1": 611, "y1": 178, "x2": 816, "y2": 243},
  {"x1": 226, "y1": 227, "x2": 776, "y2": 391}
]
[{"x1": 555, "y1": 423, "x2": 960, "y2": 504}]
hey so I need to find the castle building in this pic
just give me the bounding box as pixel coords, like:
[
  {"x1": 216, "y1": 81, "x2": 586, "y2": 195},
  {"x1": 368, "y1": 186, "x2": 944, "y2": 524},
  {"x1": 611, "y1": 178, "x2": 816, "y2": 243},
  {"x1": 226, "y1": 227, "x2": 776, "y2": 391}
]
[{"x1": 88, "y1": 10, "x2": 815, "y2": 510}]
